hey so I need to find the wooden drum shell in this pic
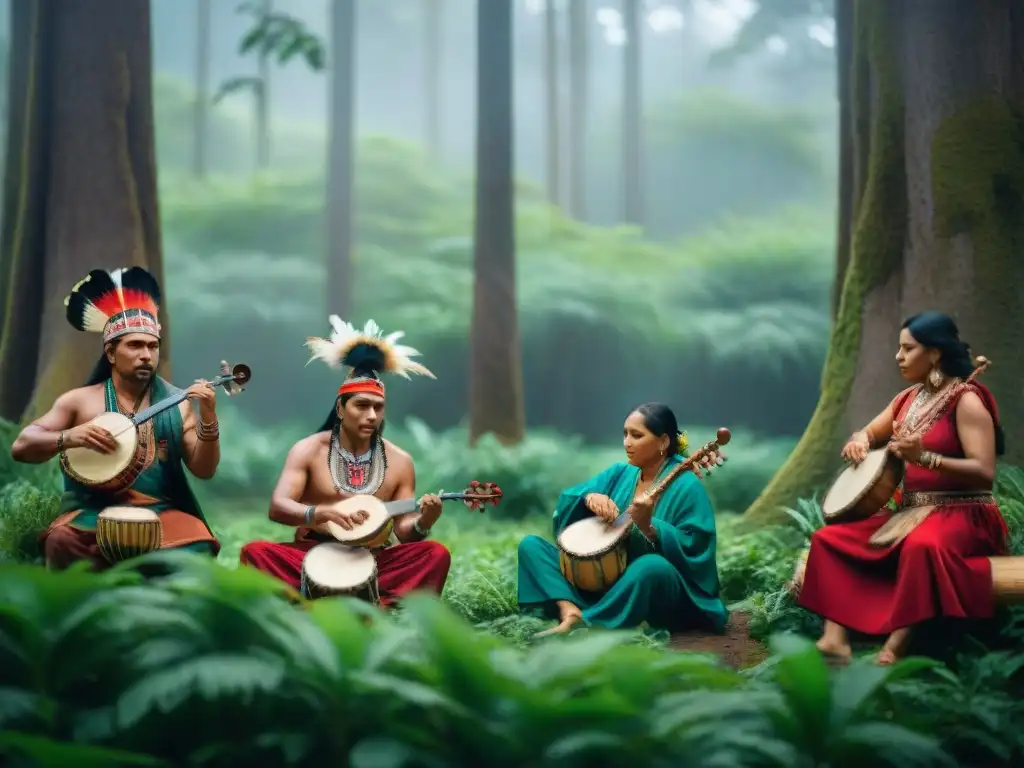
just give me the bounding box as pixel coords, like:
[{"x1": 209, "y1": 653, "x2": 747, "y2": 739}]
[
  {"x1": 95, "y1": 510, "x2": 163, "y2": 563},
  {"x1": 60, "y1": 412, "x2": 148, "y2": 494},
  {"x1": 557, "y1": 518, "x2": 631, "y2": 593},
  {"x1": 822, "y1": 450, "x2": 904, "y2": 526}
]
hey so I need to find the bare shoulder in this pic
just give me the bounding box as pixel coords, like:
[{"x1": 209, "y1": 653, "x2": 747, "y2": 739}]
[
  {"x1": 382, "y1": 439, "x2": 414, "y2": 471},
  {"x1": 956, "y1": 388, "x2": 991, "y2": 419},
  {"x1": 58, "y1": 384, "x2": 104, "y2": 419},
  {"x1": 287, "y1": 432, "x2": 330, "y2": 467}
]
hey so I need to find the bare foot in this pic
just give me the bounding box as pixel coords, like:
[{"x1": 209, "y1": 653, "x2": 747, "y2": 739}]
[
  {"x1": 876, "y1": 628, "x2": 911, "y2": 666},
  {"x1": 815, "y1": 638, "x2": 853, "y2": 665},
  {"x1": 533, "y1": 609, "x2": 583, "y2": 638}
]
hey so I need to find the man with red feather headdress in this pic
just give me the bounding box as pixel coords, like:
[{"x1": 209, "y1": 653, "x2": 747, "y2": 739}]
[
  {"x1": 239, "y1": 316, "x2": 452, "y2": 603},
  {"x1": 10, "y1": 267, "x2": 225, "y2": 568}
]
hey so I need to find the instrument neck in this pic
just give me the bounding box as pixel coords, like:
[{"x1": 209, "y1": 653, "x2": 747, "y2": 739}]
[
  {"x1": 131, "y1": 374, "x2": 234, "y2": 427},
  {"x1": 382, "y1": 492, "x2": 465, "y2": 519}
]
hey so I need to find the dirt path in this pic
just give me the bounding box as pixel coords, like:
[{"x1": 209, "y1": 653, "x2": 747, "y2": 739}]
[{"x1": 669, "y1": 611, "x2": 767, "y2": 669}]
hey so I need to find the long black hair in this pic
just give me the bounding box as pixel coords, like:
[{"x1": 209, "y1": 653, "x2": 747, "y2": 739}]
[
  {"x1": 85, "y1": 353, "x2": 113, "y2": 386},
  {"x1": 316, "y1": 369, "x2": 387, "y2": 440},
  {"x1": 902, "y1": 311, "x2": 1005, "y2": 455},
  {"x1": 631, "y1": 402, "x2": 686, "y2": 456}
]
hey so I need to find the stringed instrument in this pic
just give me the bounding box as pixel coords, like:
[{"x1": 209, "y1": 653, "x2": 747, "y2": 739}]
[
  {"x1": 557, "y1": 428, "x2": 731, "y2": 593},
  {"x1": 320, "y1": 481, "x2": 504, "y2": 548},
  {"x1": 60, "y1": 362, "x2": 252, "y2": 493}
]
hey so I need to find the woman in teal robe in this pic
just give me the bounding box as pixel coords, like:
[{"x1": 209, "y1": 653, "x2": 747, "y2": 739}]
[{"x1": 517, "y1": 403, "x2": 728, "y2": 636}]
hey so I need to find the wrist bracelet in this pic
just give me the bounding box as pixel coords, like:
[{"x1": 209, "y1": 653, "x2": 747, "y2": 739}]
[
  {"x1": 413, "y1": 519, "x2": 431, "y2": 538},
  {"x1": 304, "y1": 505, "x2": 316, "y2": 526},
  {"x1": 57, "y1": 431, "x2": 64, "y2": 452}
]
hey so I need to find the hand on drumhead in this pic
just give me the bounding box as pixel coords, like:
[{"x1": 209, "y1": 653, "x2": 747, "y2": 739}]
[
  {"x1": 585, "y1": 493, "x2": 620, "y2": 524},
  {"x1": 64, "y1": 423, "x2": 118, "y2": 454},
  {"x1": 888, "y1": 435, "x2": 922, "y2": 464},
  {"x1": 840, "y1": 438, "x2": 869, "y2": 465},
  {"x1": 315, "y1": 507, "x2": 369, "y2": 531}
]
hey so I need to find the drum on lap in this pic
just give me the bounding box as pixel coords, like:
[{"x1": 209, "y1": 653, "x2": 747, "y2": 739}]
[
  {"x1": 301, "y1": 542, "x2": 381, "y2": 604},
  {"x1": 821, "y1": 448, "x2": 904, "y2": 525},
  {"x1": 557, "y1": 518, "x2": 630, "y2": 593},
  {"x1": 96, "y1": 506, "x2": 163, "y2": 563}
]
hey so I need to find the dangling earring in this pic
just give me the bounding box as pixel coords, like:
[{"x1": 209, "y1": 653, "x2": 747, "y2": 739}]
[{"x1": 928, "y1": 367, "x2": 944, "y2": 389}]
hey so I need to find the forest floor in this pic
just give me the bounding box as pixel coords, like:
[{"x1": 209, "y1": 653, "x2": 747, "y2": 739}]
[{"x1": 669, "y1": 611, "x2": 767, "y2": 669}]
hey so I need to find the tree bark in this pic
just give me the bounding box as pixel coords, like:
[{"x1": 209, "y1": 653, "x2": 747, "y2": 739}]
[
  {"x1": 0, "y1": 0, "x2": 170, "y2": 426},
  {"x1": 543, "y1": 0, "x2": 562, "y2": 207},
  {"x1": 744, "y1": 0, "x2": 1024, "y2": 526},
  {"x1": 193, "y1": 0, "x2": 211, "y2": 179},
  {"x1": 567, "y1": 0, "x2": 588, "y2": 220},
  {"x1": 424, "y1": 0, "x2": 443, "y2": 159},
  {"x1": 832, "y1": 0, "x2": 854, "y2": 317},
  {"x1": 469, "y1": 0, "x2": 525, "y2": 445},
  {"x1": 325, "y1": 0, "x2": 355, "y2": 319},
  {"x1": 622, "y1": 0, "x2": 644, "y2": 227}
]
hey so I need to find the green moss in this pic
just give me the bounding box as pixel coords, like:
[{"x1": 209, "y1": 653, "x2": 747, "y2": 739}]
[
  {"x1": 743, "y1": 0, "x2": 906, "y2": 526},
  {"x1": 931, "y1": 96, "x2": 1024, "y2": 467}
]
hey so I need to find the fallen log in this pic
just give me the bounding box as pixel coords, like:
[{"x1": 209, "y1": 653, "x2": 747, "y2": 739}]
[{"x1": 789, "y1": 549, "x2": 1024, "y2": 603}]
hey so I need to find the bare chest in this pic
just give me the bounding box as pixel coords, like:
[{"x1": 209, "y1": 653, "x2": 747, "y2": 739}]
[{"x1": 302, "y1": 449, "x2": 400, "y2": 505}]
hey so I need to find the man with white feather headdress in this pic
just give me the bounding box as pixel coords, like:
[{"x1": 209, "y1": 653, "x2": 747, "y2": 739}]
[{"x1": 239, "y1": 317, "x2": 452, "y2": 603}]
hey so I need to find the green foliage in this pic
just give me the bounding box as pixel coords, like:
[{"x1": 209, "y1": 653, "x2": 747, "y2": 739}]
[{"x1": 0, "y1": 554, "x2": 969, "y2": 766}]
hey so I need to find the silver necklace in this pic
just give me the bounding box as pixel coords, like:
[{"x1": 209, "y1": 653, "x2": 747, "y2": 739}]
[{"x1": 327, "y1": 428, "x2": 387, "y2": 495}]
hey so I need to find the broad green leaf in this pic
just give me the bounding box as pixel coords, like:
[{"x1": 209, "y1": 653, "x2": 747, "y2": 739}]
[
  {"x1": 830, "y1": 656, "x2": 940, "y2": 729},
  {"x1": 0, "y1": 731, "x2": 166, "y2": 767},
  {"x1": 838, "y1": 721, "x2": 957, "y2": 766}
]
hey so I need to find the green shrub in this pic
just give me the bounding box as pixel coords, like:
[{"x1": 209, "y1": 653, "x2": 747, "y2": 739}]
[{"x1": 0, "y1": 555, "x2": 966, "y2": 766}]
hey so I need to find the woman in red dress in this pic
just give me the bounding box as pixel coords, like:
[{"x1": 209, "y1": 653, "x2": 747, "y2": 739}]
[{"x1": 797, "y1": 311, "x2": 1008, "y2": 665}]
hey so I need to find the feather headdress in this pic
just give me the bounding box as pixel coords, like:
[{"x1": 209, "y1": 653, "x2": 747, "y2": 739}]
[
  {"x1": 306, "y1": 316, "x2": 435, "y2": 398},
  {"x1": 64, "y1": 267, "x2": 162, "y2": 344}
]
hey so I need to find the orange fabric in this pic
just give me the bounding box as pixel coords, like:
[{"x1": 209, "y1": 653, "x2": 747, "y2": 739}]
[{"x1": 44, "y1": 509, "x2": 219, "y2": 551}]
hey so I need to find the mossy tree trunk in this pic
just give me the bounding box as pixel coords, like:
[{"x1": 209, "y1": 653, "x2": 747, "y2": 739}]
[
  {"x1": 469, "y1": 0, "x2": 525, "y2": 445},
  {"x1": 326, "y1": 0, "x2": 355, "y2": 319},
  {"x1": 567, "y1": 0, "x2": 588, "y2": 220},
  {"x1": 0, "y1": 0, "x2": 170, "y2": 426},
  {"x1": 744, "y1": 0, "x2": 1024, "y2": 526}
]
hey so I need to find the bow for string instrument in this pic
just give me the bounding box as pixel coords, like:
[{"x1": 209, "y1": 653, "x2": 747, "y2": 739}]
[
  {"x1": 556, "y1": 428, "x2": 732, "y2": 593},
  {"x1": 60, "y1": 363, "x2": 252, "y2": 493}
]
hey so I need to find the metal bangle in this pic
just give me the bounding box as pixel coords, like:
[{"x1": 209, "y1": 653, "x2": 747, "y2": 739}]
[
  {"x1": 57, "y1": 431, "x2": 64, "y2": 452},
  {"x1": 413, "y1": 519, "x2": 431, "y2": 538},
  {"x1": 304, "y1": 505, "x2": 316, "y2": 526}
]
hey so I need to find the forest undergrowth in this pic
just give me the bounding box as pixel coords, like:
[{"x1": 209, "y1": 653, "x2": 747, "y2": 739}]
[{"x1": 1, "y1": 420, "x2": 1024, "y2": 766}]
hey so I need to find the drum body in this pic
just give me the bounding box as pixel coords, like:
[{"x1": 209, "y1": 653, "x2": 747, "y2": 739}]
[
  {"x1": 821, "y1": 448, "x2": 904, "y2": 525},
  {"x1": 60, "y1": 411, "x2": 147, "y2": 494},
  {"x1": 301, "y1": 543, "x2": 381, "y2": 604},
  {"x1": 556, "y1": 517, "x2": 630, "y2": 593},
  {"x1": 327, "y1": 496, "x2": 394, "y2": 549},
  {"x1": 96, "y1": 506, "x2": 163, "y2": 563}
]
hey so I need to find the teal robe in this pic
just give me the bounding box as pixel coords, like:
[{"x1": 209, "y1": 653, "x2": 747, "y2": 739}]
[
  {"x1": 58, "y1": 377, "x2": 218, "y2": 557},
  {"x1": 517, "y1": 456, "x2": 728, "y2": 632}
]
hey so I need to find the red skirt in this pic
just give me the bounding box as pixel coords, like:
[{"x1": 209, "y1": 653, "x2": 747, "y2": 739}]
[{"x1": 798, "y1": 502, "x2": 1008, "y2": 635}]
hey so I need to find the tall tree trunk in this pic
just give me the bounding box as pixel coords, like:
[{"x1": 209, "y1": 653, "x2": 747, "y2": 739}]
[
  {"x1": 832, "y1": 0, "x2": 854, "y2": 317},
  {"x1": 543, "y1": 0, "x2": 561, "y2": 207},
  {"x1": 567, "y1": 0, "x2": 588, "y2": 220},
  {"x1": 0, "y1": 0, "x2": 169, "y2": 425},
  {"x1": 326, "y1": 0, "x2": 355, "y2": 318},
  {"x1": 193, "y1": 0, "x2": 211, "y2": 179},
  {"x1": 255, "y1": 0, "x2": 272, "y2": 169},
  {"x1": 622, "y1": 0, "x2": 644, "y2": 227},
  {"x1": 469, "y1": 0, "x2": 525, "y2": 445},
  {"x1": 424, "y1": 0, "x2": 443, "y2": 158},
  {"x1": 744, "y1": 0, "x2": 1024, "y2": 525}
]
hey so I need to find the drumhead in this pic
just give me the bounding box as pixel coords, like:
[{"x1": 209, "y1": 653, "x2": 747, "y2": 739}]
[
  {"x1": 822, "y1": 448, "x2": 889, "y2": 516},
  {"x1": 557, "y1": 517, "x2": 625, "y2": 556},
  {"x1": 98, "y1": 506, "x2": 160, "y2": 523},
  {"x1": 304, "y1": 543, "x2": 376, "y2": 589},
  {"x1": 63, "y1": 412, "x2": 135, "y2": 481},
  {"x1": 328, "y1": 496, "x2": 389, "y2": 542}
]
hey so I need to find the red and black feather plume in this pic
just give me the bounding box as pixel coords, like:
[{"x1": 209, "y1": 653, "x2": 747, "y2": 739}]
[{"x1": 65, "y1": 267, "x2": 162, "y2": 333}]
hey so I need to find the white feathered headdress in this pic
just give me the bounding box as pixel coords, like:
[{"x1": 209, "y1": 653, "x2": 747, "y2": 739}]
[{"x1": 305, "y1": 317, "x2": 435, "y2": 383}]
